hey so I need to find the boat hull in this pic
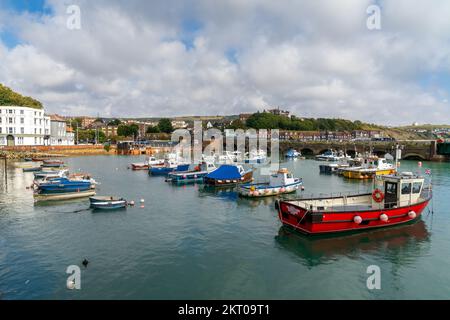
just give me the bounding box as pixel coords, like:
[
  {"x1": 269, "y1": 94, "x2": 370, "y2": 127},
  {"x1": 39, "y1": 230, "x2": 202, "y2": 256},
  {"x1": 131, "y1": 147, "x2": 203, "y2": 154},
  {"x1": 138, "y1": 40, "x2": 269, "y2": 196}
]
[
  {"x1": 149, "y1": 164, "x2": 190, "y2": 176},
  {"x1": 204, "y1": 171, "x2": 253, "y2": 187},
  {"x1": 276, "y1": 198, "x2": 430, "y2": 235},
  {"x1": 34, "y1": 190, "x2": 96, "y2": 202},
  {"x1": 239, "y1": 180, "x2": 302, "y2": 198},
  {"x1": 131, "y1": 163, "x2": 149, "y2": 170},
  {"x1": 168, "y1": 171, "x2": 208, "y2": 183},
  {"x1": 90, "y1": 201, "x2": 127, "y2": 210},
  {"x1": 341, "y1": 168, "x2": 396, "y2": 179}
]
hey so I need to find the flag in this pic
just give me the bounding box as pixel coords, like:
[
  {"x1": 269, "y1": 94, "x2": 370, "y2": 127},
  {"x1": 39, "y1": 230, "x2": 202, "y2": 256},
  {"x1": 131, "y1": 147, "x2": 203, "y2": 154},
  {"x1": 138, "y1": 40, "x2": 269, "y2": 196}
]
[{"x1": 425, "y1": 169, "x2": 431, "y2": 175}]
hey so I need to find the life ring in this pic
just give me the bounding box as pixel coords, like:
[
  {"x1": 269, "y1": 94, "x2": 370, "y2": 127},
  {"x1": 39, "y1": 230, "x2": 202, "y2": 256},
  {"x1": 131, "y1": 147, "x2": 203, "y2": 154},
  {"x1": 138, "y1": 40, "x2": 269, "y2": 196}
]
[{"x1": 372, "y1": 189, "x2": 384, "y2": 203}]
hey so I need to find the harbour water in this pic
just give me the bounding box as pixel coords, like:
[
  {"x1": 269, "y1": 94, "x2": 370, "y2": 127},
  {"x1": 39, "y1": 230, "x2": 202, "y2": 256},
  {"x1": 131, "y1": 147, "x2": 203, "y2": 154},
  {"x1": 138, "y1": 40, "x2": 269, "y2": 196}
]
[{"x1": 1, "y1": 156, "x2": 449, "y2": 299}]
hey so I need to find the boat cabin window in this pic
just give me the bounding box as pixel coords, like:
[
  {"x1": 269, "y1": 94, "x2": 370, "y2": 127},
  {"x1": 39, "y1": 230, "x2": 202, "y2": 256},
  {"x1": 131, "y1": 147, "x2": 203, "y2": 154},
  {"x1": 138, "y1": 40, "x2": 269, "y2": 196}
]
[
  {"x1": 401, "y1": 183, "x2": 412, "y2": 195},
  {"x1": 385, "y1": 182, "x2": 397, "y2": 195},
  {"x1": 287, "y1": 173, "x2": 293, "y2": 179},
  {"x1": 413, "y1": 182, "x2": 422, "y2": 194}
]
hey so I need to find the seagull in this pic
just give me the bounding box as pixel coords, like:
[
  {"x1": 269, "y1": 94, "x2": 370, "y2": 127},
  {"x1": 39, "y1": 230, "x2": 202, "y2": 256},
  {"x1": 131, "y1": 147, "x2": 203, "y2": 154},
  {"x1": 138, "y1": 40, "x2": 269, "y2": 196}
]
[{"x1": 82, "y1": 258, "x2": 89, "y2": 268}]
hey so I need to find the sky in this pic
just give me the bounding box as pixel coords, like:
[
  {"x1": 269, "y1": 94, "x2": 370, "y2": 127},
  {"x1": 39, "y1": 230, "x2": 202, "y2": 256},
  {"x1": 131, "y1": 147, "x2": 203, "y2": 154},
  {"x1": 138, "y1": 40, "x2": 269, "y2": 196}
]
[{"x1": 0, "y1": 0, "x2": 449, "y2": 125}]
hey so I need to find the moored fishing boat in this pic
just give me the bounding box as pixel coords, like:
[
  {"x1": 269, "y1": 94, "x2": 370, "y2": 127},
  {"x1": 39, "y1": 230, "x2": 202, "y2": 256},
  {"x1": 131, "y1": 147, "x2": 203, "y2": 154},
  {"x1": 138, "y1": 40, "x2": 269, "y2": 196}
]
[
  {"x1": 34, "y1": 189, "x2": 96, "y2": 202},
  {"x1": 244, "y1": 149, "x2": 267, "y2": 164},
  {"x1": 35, "y1": 177, "x2": 92, "y2": 194},
  {"x1": 167, "y1": 162, "x2": 217, "y2": 183},
  {"x1": 285, "y1": 149, "x2": 301, "y2": 158},
  {"x1": 131, "y1": 156, "x2": 164, "y2": 170},
  {"x1": 89, "y1": 196, "x2": 127, "y2": 210},
  {"x1": 275, "y1": 172, "x2": 432, "y2": 235},
  {"x1": 340, "y1": 157, "x2": 395, "y2": 179},
  {"x1": 315, "y1": 150, "x2": 351, "y2": 162},
  {"x1": 22, "y1": 165, "x2": 43, "y2": 172},
  {"x1": 319, "y1": 159, "x2": 351, "y2": 174},
  {"x1": 204, "y1": 164, "x2": 253, "y2": 186},
  {"x1": 149, "y1": 161, "x2": 190, "y2": 176},
  {"x1": 42, "y1": 159, "x2": 65, "y2": 168},
  {"x1": 34, "y1": 169, "x2": 69, "y2": 181},
  {"x1": 239, "y1": 168, "x2": 302, "y2": 197}
]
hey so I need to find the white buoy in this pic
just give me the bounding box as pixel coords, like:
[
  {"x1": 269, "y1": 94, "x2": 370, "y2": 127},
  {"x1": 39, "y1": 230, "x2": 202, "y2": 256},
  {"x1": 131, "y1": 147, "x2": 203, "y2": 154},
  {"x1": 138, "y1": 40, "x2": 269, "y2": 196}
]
[
  {"x1": 301, "y1": 186, "x2": 305, "y2": 191},
  {"x1": 408, "y1": 211, "x2": 417, "y2": 219},
  {"x1": 140, "y1": 199, "x2": 145, "y2": 203},
  {"x1": 67, "y1": 279, "x2": 76, "y2": 290},
  {"x1": 353, "y1": 216, "x2": 362, "y2": 224},
  {"x1": 129, "y1": 200, "x2": 135, "y2": 206},
  {"x1": 380, "y1": 214, "x2": 388, "y2": 222}
]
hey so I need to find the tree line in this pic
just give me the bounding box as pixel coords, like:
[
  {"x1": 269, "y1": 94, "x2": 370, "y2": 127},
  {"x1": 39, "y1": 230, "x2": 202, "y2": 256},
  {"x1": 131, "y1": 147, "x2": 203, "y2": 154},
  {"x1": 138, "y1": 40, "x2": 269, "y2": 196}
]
[
  {"x1": 0, "y1": 84, "x2": 43, "y2": 109},
  {"x1": 231, "y1": 112, "x2": 373, "y2": 132}
]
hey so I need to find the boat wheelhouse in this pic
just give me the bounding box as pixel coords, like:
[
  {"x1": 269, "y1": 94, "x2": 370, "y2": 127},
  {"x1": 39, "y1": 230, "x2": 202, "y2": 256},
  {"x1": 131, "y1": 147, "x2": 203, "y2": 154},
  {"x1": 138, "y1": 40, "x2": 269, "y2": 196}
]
[
  {"x1": 239, "y1": 168, "x2": 302, "y2": 197},
  {"x1": 275, "y1": 172, "x2": 432, "y2": 235},
  {"x1": 131, "y1": 156, "x2": 164, "y2": 170},
  {"x1": 204, "y1": 164, "x2": 253, "y2": 186}
]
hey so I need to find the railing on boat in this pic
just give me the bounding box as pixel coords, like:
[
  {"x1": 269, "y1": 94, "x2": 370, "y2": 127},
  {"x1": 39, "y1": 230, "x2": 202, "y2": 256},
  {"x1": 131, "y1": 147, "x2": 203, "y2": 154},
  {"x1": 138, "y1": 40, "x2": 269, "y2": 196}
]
[{"x1": 281, "y1": 185, "x2": 432, "y2": 212}]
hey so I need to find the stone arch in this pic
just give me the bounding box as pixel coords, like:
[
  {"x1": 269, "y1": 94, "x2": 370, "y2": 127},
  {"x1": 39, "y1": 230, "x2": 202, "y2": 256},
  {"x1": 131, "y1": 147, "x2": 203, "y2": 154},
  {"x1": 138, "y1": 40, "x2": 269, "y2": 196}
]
[
  {"x1": 300, "y1": 148, "x2": 314, "y2": 156},
  {"x1": 402, "y1": 153, "x2": 427, "y2": 160}
]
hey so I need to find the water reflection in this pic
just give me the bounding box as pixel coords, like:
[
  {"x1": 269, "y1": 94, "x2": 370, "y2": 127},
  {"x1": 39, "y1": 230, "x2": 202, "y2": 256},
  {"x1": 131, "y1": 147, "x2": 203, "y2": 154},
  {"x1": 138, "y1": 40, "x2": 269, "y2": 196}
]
[
  {"x1": 275, "y1": 220, "x2": 431, "y2": 267},
  {"x1": 198, "y1": 185, "x2": 239, "y2": 201}
]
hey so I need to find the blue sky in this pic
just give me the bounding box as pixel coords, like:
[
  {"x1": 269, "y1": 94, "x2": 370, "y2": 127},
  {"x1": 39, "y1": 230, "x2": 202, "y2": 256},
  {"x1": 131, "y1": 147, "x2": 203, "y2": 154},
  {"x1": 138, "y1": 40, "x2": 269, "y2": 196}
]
[{"x1": 0, "y1": 0, "x2": 52, "y2": 47}]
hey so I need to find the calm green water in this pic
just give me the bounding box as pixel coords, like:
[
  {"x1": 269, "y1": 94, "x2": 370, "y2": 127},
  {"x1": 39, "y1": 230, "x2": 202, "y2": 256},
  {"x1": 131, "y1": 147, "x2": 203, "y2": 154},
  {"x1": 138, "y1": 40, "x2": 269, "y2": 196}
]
[{"x1": 0, "y1": 156, "x2": 449, "y2": 299}]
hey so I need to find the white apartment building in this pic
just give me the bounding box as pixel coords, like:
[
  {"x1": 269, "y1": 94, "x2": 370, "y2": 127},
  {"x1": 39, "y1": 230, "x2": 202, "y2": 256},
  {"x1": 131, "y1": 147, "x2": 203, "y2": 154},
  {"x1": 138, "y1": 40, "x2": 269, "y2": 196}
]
[{"x1": 0, "y1": 106, "x2": 51, "y2": 146}]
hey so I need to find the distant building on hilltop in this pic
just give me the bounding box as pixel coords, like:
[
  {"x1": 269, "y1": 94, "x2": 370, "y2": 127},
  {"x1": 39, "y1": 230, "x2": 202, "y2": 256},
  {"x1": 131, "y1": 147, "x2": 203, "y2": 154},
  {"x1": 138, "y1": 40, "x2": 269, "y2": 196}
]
[{"x1": 266, "y1": 107, "x2": 291, "y2": 118}]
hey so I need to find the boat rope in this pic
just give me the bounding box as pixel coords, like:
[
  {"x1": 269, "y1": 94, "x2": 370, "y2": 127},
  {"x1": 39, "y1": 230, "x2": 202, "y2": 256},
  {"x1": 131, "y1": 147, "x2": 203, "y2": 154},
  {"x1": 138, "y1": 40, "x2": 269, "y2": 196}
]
[{"x1": 295, "y1": 209, "x2": 309, "y2": 227}]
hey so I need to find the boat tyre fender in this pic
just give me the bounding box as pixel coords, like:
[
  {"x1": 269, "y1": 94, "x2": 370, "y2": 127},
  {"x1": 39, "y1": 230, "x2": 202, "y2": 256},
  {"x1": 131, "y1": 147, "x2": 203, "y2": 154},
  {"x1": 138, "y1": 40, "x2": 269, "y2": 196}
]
[{"x1": 372, "y1": 189, "x2": 384, "y2": 203}]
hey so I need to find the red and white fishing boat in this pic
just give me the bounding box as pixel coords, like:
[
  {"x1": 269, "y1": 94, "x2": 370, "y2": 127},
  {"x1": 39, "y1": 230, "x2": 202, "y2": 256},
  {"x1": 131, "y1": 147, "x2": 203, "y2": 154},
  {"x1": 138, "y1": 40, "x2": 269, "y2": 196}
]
[
  {"x1": 275, "y1": 172, "x2": 432, "y2": 235},
  {"x1": 131, "y1": 156, "x2": 164, "y2": 170}
]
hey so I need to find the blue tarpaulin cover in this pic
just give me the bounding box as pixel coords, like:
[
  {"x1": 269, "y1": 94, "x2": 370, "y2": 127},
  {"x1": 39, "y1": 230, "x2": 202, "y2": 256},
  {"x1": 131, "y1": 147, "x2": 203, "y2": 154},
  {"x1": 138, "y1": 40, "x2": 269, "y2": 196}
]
[{"x1": 206, "y1": 165, "x2": 242, "y2": 179}]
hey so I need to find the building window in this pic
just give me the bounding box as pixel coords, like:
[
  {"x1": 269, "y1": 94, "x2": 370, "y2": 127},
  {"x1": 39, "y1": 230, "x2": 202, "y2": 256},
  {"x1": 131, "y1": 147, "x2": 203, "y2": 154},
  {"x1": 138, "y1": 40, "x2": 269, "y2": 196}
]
[
  {"x1": 34, "y1": 119, "x2": 37, "y2": 125},
  {"x1": 34, "y1": 128, "x2": 37, "y2": 134},
  {"x1": 21, "y1": 127, "x2": 24, "y2": 134},
  {"x1": 34, "y1": 137, "x2": 37, "y2": 144},
  {"x1": 9, "y1": 127, "x2": 13, "y2": 134},
  {"x1": 8, "y1": 118, "x2": 13, "y2": 124},
  {"x1": 20, "y1": 118, "x2": 24, "y2": 124},
  {"x1": 0, "y1": 127, "x2": 2, "y2": 133},
  {"x1": 9, "y1": 109, "x2": 13, "y2": 114}
]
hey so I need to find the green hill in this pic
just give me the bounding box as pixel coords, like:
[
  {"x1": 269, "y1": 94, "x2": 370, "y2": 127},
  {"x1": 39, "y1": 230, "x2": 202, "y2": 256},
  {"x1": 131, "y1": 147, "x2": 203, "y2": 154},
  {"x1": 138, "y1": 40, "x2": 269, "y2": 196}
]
[
  {"x1": 244, "y1": 112, "x2": 380, "y2": 131},
  {"x1": 0, "y1": 83, "x2": 43, "y2": 109}
]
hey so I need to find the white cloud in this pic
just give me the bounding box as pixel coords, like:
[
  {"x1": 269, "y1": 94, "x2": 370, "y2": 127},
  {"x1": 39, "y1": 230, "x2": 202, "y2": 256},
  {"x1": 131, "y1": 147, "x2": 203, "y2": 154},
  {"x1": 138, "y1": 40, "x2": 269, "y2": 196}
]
[{"x1": 0, "y1": 0, "x2": 448, "y2": 124}]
